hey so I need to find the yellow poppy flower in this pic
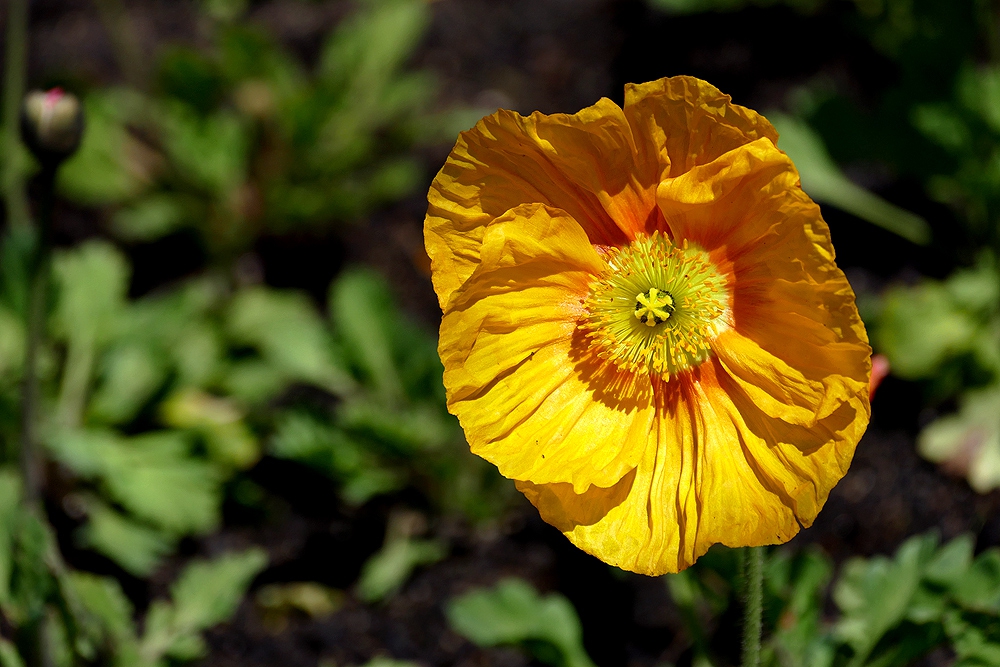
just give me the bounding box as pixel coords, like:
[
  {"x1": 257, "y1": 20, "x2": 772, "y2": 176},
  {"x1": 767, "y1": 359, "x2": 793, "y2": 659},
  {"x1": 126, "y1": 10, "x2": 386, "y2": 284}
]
[{"x1": 425, "y1": 76, "x2": 871, "y2": 575}]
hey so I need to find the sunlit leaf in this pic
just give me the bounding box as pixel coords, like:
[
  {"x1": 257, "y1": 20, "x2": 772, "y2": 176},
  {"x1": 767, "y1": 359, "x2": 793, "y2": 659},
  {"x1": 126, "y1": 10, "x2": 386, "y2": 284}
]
[{"x1": 447, "y1": 578, "x2": 596, "y2": 667}]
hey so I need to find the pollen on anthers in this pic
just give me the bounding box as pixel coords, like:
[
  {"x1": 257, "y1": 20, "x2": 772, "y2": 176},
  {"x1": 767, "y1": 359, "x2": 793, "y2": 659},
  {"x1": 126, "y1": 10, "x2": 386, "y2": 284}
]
[{"x1": 580, "y1": 232, "x2": 731, "y2": 378}]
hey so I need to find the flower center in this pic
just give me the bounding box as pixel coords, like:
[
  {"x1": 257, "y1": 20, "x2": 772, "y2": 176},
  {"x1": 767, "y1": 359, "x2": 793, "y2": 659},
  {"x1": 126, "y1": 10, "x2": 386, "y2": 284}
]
[{"x1": 581, "y1": 232, "x2": 730, "y2": 378}]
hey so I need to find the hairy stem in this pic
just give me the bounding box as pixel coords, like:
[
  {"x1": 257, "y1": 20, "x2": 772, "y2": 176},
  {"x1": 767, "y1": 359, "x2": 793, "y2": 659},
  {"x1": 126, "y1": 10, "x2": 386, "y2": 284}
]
[{"x1": 742, "y1": 546, "x2": 764, "y2": 667}]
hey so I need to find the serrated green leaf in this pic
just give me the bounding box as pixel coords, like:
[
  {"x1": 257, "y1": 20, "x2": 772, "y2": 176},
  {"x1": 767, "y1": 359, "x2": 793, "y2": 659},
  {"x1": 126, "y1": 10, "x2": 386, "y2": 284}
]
[
  {"x1": 140, "y1": 549, "x2": 267, "y2": 663},
  {"x1": 48, "y1": 429, "x2": 222, "y2": 535},
  {"x1": 833, "y1": 534, "x2": 939, "y2": 663},
  {"x1": 52, "y1": 240, "x2": 130, "y2": 345},
  {"x1": 80, "y1": 500, "x2": 175, "y2": 577},
  {"x1": 88, "y1": 344, "x2": 167, "y2": 424},
  {"x1": 447, "y1": 578, "x2": 596, "y2": 667},
  {"x1": 65, "y1": 572, "x2": 142, "y2": 666}
]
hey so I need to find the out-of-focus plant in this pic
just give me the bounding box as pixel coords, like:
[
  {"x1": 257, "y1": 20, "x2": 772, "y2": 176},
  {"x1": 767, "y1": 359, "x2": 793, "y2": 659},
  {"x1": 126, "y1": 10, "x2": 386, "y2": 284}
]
[
  {"x1": 58, "y1": 0, "x2": 480, "y2": 259},
  {"x1": 660, "y1": 533, "x2": 1000, "y2": 667},
  {"x1": 446, "y1": 578, "x2": 597, "y2": 667}
]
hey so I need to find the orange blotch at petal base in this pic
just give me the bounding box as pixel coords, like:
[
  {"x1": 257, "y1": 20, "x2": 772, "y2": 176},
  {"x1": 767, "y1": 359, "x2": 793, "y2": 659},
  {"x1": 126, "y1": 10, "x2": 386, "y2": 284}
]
[{"x1": 424, "y1": 75, "x2": 871, "y2": 575}]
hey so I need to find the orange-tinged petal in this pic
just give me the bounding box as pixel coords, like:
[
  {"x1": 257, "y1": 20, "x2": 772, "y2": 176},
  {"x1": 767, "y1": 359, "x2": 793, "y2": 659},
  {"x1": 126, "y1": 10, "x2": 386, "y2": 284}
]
[
  {"x1": 440, "y1": 204, "x2": 656, "y2": 492},
  {"x1": 624, "y1": 76, "x2": 778, "y2": 186},
  {"x1": 713, "y1": 330, "x2": 869, "y2": 429},
  {"x1": 426, "y1": 98, "x2": 660, "y2": 310}
]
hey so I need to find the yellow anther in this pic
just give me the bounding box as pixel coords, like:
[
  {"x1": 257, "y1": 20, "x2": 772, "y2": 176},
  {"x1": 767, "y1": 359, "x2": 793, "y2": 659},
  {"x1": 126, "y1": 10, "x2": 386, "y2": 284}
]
[{"x1": 634, "y1": 288, "x2": 675, "y2": 326}]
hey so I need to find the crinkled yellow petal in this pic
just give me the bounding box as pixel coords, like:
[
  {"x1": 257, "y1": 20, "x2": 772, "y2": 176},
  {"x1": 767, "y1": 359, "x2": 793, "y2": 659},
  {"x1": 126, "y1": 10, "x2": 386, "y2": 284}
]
[
  {"x1": 426, "y1": 98, "x2": 660, "y2": 310},
  {"x1": 519, "y1": 360, "x2": 827, "y2": 575},
  {"x1": 624, "y1": 76, "x2": 779, "y2": 184},
  {"x1": 440, "y1": 203, "x2": 656, "y2": 492}
]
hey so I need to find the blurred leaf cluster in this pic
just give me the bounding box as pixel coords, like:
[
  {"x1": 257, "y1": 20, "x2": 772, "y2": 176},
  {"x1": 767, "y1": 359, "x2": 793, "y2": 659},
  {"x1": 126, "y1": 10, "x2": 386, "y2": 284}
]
[
  {"x1": 655, "y1": 533, "x2": 1000, "y2": 667},
  {"x1": 57, "y1": 0, "x2": 478, "y2": 258},
  {"x1": 446, "y1": 578, "x2": 597, "y2": 667},
  {"x1": 0, "y1": 0, "x2": 501, "y2": 663}
]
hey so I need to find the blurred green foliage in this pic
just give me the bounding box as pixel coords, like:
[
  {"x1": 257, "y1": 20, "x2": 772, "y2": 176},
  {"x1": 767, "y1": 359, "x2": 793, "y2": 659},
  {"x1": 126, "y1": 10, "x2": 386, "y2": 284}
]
[
  {"x1": 655, "y1": 533, "x2": 1000, "y2": 667},
  {"x1": 447, "y1": 578, "x2": 597, "y2": 667},
  {"x1": 0, "y1": 0, "x2": 500, "y2": 662},
  {"x1": 57, "y1": 0, "x2": 480, "y2": 258}
]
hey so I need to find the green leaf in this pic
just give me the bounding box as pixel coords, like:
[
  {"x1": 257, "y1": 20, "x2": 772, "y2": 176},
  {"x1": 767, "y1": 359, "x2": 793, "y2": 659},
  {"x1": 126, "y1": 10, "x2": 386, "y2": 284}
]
[
  {"x1": 160, "y1": 389, "x2": 260, "y2": 469},
  {"x1": 329, "y1": 268, "x2": 403, "y2": 401},
  {"x1": 338, "y1": 398, "x2": 453, "y2": 453},
  {"x1": 88, "y1": 344, "x2": 168, "y2": 424},
  {"x1": 446, "y1": 578, "x2": 597, "y2": 667},
  {"x1": 227, "y1": 287, "x2": 355, "y2": 395},
  {"x1": 925, "y1": 534, "x2": 975, "y2": 587},
  {"x1": 65, "y1": 572, "x2": 142, "y2": 666},
  {"x1": 158, "y1": 101, "x2": 249, "y2": 194},
  {"x1": 912, "y1": 103, "x2": 971, "y2": 152},
  {"x1": 356, "y1": 537, "x2": 446, "y2": 603},
  {"x1": 112, "y1": 194, "x2": 187, "y2": 242},
  {"x1": 875, "y1": 282, "x2": 981, "y2": 379},
  {"x1": 0, "y1": 638, "x2": 25, "y2": 667},
  {"x1": 833, "y1": 533, "x2": 939, "y2": 664},
  {"x1": 48, "y1": 429, "x2": 222, "y2": 535},
  {"x1": 52, "y1": 241, "x2": 130, "y2": 346},
  {"x1": 79, "y1": 500, "x2": 175, "y2": 577},
  {"x1": 769, "y1": 113, "x2": 931, "y2": 244},
  {"x1": 52, "y1": 241, "x2": 131, "y2": 426},
  {"x1": 139, "y1": 549, "x2": 268, "y2": 663},
  {"x1": 953, "y1": 549, "x2": 1000, "y2": 611}
]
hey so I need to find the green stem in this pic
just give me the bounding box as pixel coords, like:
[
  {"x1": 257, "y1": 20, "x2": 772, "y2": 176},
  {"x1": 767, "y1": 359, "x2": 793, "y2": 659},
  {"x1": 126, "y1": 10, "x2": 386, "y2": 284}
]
[
  {"x1": 741, "y1": 547, "x2": 764, "y2": 667},
  {"x1": 20, "y1": 165, "x2": 56, "y2": 509},
  {"x1": 2, "y1": 0, "x2": 30, "y2": 230}
]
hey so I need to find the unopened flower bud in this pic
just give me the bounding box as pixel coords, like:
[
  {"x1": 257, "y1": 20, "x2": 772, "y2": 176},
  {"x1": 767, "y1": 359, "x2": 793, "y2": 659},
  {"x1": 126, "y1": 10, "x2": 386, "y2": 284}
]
[{"x1": 20, "y1": 88, "x2": 84, "y2": 164}]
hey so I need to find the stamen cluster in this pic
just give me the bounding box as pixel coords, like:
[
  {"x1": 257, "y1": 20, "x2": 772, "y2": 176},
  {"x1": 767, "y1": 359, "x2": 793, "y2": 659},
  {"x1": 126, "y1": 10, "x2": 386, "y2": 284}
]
[{"x1": 582, "y1": 232, "x2": 730, "y2": 378}]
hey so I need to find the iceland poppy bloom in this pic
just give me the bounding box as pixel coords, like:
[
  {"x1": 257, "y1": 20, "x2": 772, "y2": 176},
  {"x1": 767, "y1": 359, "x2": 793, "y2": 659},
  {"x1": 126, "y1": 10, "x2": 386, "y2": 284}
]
[{"x1": 425, "y1": 76, "x2": 871, "y2": 575}]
